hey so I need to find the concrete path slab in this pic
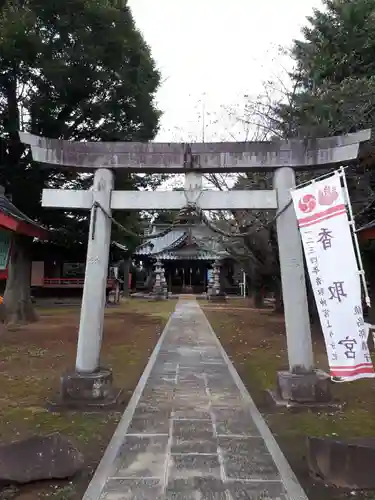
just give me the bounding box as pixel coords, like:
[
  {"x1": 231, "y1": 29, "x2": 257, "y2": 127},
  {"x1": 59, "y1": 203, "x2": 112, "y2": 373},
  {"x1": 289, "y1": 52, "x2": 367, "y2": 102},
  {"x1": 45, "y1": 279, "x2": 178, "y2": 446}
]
[{"x1": 83, "y1": 299, "x2": 308, "y2": 500}]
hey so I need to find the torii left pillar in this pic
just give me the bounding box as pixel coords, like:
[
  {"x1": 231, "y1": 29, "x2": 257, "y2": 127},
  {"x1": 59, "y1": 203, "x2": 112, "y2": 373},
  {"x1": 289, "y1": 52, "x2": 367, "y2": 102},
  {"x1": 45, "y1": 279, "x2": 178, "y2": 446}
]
[{"x1": 58, "y1": 168, "x2": 119, "y2": 407}]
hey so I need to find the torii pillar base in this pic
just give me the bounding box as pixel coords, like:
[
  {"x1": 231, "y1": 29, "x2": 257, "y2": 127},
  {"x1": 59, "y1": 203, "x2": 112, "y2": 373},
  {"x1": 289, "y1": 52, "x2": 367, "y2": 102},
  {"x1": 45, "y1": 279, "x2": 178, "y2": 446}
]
[
  {"x1": 267, "y1": 369, "x2": 333, "y2": 409},
  {"x1": 47, "y1": 368, "x2": 123, "y2": 411},
  {"x1": 207, "y1": 291, "x2": 227, "y2": 302},
  {"x1": 149, "y1": 291, "x2": 168, "y2": 301}
]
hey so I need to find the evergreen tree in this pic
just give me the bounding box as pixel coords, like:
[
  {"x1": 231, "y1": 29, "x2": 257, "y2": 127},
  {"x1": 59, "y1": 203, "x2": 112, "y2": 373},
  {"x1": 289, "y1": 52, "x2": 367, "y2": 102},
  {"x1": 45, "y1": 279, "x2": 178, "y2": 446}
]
[
  {"x1": 272, "y1": 0, "x2": 375, "y2": 209},
  {"x1": 276, "y1": 0, "x2": 375, "y2": 138},
  {"x1": 0, "y1": 0, "x2": 162, "y2": 323},
  {"x1": 271, "y1": 0, "x2": 375, "y2": 319}
]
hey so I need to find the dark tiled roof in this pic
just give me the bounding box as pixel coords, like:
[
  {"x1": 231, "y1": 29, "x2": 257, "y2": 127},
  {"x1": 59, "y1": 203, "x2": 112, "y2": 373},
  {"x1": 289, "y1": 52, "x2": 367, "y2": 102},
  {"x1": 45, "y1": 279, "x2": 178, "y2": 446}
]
[
  {"x1": 135, "y1": 229, "x2": 187, "y2": 256},
  {"x1": 134, "y1": 224, "x2": 229, "y2": 259}
]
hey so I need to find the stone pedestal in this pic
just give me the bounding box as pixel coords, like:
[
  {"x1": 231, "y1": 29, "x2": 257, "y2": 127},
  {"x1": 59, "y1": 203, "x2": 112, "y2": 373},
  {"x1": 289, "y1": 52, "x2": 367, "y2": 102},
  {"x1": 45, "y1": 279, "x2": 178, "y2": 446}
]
[
  {"x1": 48, "y1": 368, "x2": 122, "y2": 410},
  {"x1": 277, "y1": 369, "x2": 331, "y2": 402},
  {"x1": 208, "y1": 291, "x2": 227, "y2": 302},
  {"x1": 106, "y1": 279, "x2": 122, "y2": 306},
  {"x1": 268, "y1": 369, "x2": 333, "y2": 408}
]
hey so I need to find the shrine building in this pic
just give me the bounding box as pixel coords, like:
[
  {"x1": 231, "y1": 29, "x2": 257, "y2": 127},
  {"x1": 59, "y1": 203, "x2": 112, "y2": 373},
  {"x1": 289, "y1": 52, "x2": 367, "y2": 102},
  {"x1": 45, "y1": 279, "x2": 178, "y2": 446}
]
[
  {"x1": 0, "y1": 188, "x2": 49, "y2": 290},
  {"x1": 133, "y1": 221, "x2": 240, "y2": 295}
]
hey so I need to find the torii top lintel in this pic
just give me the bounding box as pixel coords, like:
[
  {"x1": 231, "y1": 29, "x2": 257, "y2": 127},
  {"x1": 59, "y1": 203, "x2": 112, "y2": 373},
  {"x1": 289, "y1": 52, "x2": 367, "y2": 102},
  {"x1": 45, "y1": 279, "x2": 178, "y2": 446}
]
[{"x1": 19, "y1": 129, "x2": 372, "y2": 173}]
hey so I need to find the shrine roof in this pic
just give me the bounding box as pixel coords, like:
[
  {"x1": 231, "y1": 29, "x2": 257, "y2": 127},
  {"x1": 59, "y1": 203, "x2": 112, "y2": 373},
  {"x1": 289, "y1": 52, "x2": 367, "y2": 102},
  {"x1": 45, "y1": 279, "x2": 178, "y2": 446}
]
[
  {"x1": 135, "y1": 229, "x2": 186, "y2": 256},
  {"x1": 0, "y1": 194, "x2": 49, "y2": 239},
  {"x1": 154, "y1": 249, "x2": 220, "y2": 260},
  {"x1": 134, "y1": 224, "x2": 229, "y2": 260}
]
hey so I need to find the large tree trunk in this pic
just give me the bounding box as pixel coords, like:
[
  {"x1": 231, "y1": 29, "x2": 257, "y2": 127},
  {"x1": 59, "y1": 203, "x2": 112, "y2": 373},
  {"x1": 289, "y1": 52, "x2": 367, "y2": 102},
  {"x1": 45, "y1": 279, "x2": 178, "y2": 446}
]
[
  {"x1": 122, "y1": 258, "x2": 131, "y2": 297},
  {"x1": 3, "y1": 234, "x2": 38, "y2": 325},
  {"x1": 253, "y1": 277, "x2": 265, "y2": 308},
  {"x1": 145, "y1": 268, "x2": 154, "y2": 292},
  {"x1": 253, "y1": 288, "x2": 264, "y2": 308},
  {"x1": 273, "y1": 278, "x2": 284, "y2": 314}
]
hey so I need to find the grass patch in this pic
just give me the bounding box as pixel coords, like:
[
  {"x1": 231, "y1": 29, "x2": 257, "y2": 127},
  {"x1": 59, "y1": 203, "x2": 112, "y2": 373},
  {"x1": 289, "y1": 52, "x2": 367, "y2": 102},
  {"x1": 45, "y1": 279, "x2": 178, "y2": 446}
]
[
  {"x1": 0, "y1": 298, "x2": 176, "y2": 499},
  {"x1": 203, "y1": 301, "x2": 375, "y2": 500},
  {"x1": 124, "y1": 297, "x2": 177, "y2": 320}
]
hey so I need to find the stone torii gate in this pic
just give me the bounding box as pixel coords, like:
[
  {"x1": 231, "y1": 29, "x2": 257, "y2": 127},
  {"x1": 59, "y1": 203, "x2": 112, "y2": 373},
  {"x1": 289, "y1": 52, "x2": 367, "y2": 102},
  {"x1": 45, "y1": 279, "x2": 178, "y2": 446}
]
[{"x1": 20, "y1": 129, "x2": 371, "y2": 406}]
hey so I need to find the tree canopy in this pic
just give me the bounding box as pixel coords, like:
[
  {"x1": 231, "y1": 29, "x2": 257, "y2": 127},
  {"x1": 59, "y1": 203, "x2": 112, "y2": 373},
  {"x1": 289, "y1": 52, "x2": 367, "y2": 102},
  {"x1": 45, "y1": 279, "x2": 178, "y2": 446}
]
[
  {"x1": 218, "y1": 0, "x2": 375, "y2": 308},
  {"x1": 243, "y1": 0, "x2": 375, "y2": 312},
  {"x1": 275, "y1": 0, "x2": 375, "y2": 139},
  {"x1": 0, "y1": 0, "x2": 162, "y2": 232},
  {"x1": 268, "y1": 0, "x2": 375, "y2": 223},
  {"x1": 0, "y1": 0, "x2": 163, "y2": 322}
]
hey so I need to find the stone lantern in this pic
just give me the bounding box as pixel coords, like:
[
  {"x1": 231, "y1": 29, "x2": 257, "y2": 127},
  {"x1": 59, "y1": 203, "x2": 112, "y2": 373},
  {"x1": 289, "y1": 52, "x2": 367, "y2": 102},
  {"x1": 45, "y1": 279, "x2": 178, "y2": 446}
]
[
  {"x1": 208, "y1": 259, "x2": 226, "y2": 302},
  {"x1": 151, "y1": 259, "x2": 167, "y2": 300}
]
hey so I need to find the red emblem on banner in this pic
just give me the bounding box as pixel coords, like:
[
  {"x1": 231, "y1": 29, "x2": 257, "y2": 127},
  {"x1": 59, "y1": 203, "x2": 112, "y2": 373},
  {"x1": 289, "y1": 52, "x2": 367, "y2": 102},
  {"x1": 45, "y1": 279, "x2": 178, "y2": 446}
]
[
  {"x1": 298, "y1": 194, "x2": 316, "y2": 213},
  {"x1": 318, "y1": 186, "x2": 339, "y2": 206}
]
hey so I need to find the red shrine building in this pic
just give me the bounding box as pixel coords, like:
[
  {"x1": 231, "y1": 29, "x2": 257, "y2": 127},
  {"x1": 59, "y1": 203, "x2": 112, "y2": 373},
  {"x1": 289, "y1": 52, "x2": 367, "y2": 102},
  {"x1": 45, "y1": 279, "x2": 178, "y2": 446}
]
[
  {"x1": 0, "y1": 190, "x2": 49, "y2": 284},
  {"x1": 0, "y1": 190, "x2": 120, "y2": 295}
]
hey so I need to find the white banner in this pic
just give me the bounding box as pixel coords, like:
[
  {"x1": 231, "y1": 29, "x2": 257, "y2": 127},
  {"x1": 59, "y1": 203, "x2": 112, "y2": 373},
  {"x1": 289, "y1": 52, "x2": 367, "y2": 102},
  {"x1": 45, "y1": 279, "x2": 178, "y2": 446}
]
[{"x1": 291, "y1": 172, "x2": 375, "y2": 381}]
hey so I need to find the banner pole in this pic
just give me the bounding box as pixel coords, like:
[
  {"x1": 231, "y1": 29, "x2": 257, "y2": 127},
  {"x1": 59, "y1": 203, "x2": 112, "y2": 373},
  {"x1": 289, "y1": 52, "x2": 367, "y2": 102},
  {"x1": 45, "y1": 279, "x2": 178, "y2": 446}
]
[
  {"x1": 295, "y1": 166, "x2": 349, "y2": 190},
  {"x1": 339, "y1": 167, "x2": 371, "y2": 308}
]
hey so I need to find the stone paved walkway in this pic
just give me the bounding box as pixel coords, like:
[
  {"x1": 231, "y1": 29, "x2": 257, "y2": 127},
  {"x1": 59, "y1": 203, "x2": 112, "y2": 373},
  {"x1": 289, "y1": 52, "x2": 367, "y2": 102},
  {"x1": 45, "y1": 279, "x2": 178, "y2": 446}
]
[{"x1": 83, "y1": 299, "x2": 308, "y2": 500}]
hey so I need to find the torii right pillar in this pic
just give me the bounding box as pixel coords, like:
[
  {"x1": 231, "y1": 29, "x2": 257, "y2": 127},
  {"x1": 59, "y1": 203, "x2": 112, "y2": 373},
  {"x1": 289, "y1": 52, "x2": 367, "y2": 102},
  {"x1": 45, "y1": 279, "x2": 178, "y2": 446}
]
[{"x1": 273, "y1": 167, "x2": 331, "y2": 405}]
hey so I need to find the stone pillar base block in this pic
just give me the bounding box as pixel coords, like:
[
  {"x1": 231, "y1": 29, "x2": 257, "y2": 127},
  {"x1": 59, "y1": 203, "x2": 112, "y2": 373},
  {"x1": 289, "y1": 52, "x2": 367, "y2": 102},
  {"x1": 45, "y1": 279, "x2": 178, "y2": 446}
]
[
  {"x1": 207, "y1": 293, "x2": 227, "y2": 302},
  {"x1": 48, "y1": 368, "x2": 123, "y2": 410},
  {"x1": 271, "y1": 369, "x2": 332, "y2": 406},
  {"x1": 149, "y1": 292, "x2": 167, "y2": 301}
]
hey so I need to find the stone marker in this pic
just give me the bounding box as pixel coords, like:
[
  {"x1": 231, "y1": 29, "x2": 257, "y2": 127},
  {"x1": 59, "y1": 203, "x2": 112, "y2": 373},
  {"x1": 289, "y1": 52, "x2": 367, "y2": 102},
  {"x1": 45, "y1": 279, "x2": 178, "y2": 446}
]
[
  {"x1": 0, "y1": 433, "x2": 84, "y2": 485},
  {"x1": 307, "y1": 436, "x2": 375, "y2": 490}
]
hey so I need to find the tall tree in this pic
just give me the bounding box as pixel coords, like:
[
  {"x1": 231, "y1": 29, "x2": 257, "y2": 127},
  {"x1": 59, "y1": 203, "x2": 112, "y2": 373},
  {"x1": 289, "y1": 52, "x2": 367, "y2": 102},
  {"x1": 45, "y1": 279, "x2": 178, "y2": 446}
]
[
  {"x1": 203, "y1": 172, "x2": 280, "y2": 308},
  {"x1": 269, "y1": 0, "x2": 375, "y2": 317},
  {"x1": 215, "y1": 2, "x2": 375, "y2": 308},
  {"x1": 274, "y1": 0, "x2": 375, "y2": 138},
  {"x1": 271, "y1": 0, "x2": 375, "y2": 219},
  {"x1": 0, "y1": 0, "x2": 162, "y2": 323}
]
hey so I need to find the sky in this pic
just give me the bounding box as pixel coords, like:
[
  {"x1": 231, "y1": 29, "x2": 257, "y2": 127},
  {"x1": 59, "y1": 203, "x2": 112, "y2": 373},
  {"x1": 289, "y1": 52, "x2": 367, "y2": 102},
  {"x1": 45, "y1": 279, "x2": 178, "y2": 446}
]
[{"x1": 128, "y1": 0, "x2": 323, "y2": 142}]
